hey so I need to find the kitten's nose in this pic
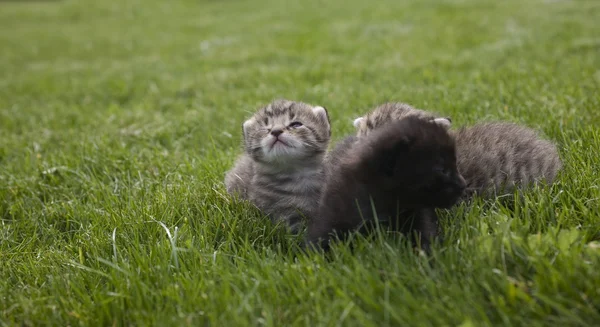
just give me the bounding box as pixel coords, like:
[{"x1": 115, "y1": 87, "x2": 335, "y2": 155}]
[{"x1": 271, "y1": 128, "x2": 283, "y2": 137}]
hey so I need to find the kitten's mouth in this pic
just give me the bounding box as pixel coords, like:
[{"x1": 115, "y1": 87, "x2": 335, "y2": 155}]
[{"x1": 270, "y1": 138, "x2": 289, "y2": 149}]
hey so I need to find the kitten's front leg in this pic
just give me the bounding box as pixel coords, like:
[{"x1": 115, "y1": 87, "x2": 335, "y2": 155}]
[
  {"x1": 224, "y1": 155, "x2": 253, "y2": 199},
  {"x1": 304, "y1": 218, "x2": 334, "y2": 252},
  {"x1": 413, "y1": 208, "x2": 440, "y2": 252}
]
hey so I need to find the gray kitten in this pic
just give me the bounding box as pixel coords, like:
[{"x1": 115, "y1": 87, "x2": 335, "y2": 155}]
[
  {"x1": 353, "y1": 102, "x2": 561, "y2": 199},
  {"x1": 225, "y1": 99, "x2": 331, "y2": 233}
]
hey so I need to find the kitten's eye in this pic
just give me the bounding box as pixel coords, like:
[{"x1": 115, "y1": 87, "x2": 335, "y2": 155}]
[{"x1": 289, "y1": 122, "x2": 303, "y2": 128}]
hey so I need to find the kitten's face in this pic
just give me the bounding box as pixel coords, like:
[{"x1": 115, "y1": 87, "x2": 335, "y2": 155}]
[
  {"x1": 353, "y1": 103, "x2": 452, "y2": 137},
  {"x1": 352, "y1": 117, "x2": 465, "y2": 208},
  {"x1": 242, "y1": 100, "x2": 331, "y2": 165},
  {"x1": 389, "y1": 143, "x2": 466, "y2": 208}
]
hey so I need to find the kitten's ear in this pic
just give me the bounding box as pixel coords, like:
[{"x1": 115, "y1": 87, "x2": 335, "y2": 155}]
[
  {"x1": 312, "y1": 105, "x2": 329, "y2": 119},
  {"x1": 312, "y1": 105, "x2": 331, "y2": 133},
  {"x1": 353, "y1": 117, "x2": 363, "y2": 128},
  {"x1": 433, "y1": 117, "x2": 452, "y2": 130},
  {"x1": 242, "y1": 119, "x2": 254, "y2": 140}
]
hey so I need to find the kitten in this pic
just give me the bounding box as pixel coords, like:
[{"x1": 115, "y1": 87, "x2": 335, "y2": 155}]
[
  {"x1": 224, "y1": 99, "x2": 331, "y2": 233},
  {"x1": 353, "y1": 103, "x2": 561, "y2": 199},
  {"x1": 306, "y1": 116, "x2": 466, "y2": 251}
]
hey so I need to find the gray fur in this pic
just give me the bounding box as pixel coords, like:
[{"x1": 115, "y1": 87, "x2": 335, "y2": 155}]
[
  {"x1": 224, "y1": 99, "x2": 331, "y2": 233},
  {"x1": 323, "y1": 135, "x2": 359, "y2": 178},
  {"x1": 353, "y1": 102, "x2": 562, "y2": 200},
  {"x1": 454, "y1": 122, "x2": 562, "y2": 198}
]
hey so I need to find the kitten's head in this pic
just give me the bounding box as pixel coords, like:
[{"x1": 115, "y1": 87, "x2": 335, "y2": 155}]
[
  {"x1": 242, "y1": 99, "x2": 331, "y2": 165},
  {"x1": 348, "y1": 116, "x2": 465, "y2": 208},
  {"x1": 353, "y1": 102, "x2": 452, "y2": 137}
]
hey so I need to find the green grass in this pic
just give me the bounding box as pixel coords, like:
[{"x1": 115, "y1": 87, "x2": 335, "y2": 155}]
[{"x1": 1, "y1": 0, "x2": 600, "y2": 325}]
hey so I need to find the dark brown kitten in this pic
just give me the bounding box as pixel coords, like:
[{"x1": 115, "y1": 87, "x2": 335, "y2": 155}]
[{"x1": 306, "y1": 116, "x2": 466, "y2": 251}]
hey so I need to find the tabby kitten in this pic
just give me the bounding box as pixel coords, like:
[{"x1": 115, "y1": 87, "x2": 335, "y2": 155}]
[
  {"x1": 306, "y1": 116, "x2": 466, "y2": 251},
  {"x1": 224, "y1": 99, "x2": 331, "y2": 233},
  {"x1": 353, "y1": 103, "x2": 562, "y2": 199}
]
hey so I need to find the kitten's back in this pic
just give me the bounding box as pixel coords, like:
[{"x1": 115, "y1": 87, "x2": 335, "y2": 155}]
[{"x1": 455, "y1": 122, "x2": 562, "y2": 197}]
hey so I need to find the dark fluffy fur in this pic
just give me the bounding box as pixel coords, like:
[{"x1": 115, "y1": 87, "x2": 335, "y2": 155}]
[{"x1": 306, "y1": 116, "x2": 466, "y2": 251}]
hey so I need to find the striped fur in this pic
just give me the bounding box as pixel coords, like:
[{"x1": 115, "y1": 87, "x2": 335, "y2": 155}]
[
  {"x1": 354, "y1": 102, "x2": 451, "y2": 137},
  {"x1": 352, "y1": 103, "x2": 562, "y2": 199},
  {"x1": 454, "y1": 123, "x2": 562, "y2": 198},
  {"x1": 224, "y1": 99, "x2": 331, "y2": 233}
]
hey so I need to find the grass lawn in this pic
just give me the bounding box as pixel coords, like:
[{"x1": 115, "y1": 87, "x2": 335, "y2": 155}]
[{"x1": 1, "y1": 0, "x2": 600, "y2": 325}]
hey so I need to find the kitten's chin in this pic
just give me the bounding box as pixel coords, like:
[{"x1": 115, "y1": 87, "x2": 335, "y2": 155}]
[
  {"x1": 430, "y1": 191, "x2": 463, "y2": 208},
  {"x1": 260, "y1": 147, "x2": 306, "y2": 165},
  {"x1": 269, "y1": 139, "x2": 291, "y2": 151},
  {"x1": 259, "y1": 136, "x2": 307, "y2": 163},
  {"x1": 401, "y1": 189, "x2": 462, "y2": 209}
]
